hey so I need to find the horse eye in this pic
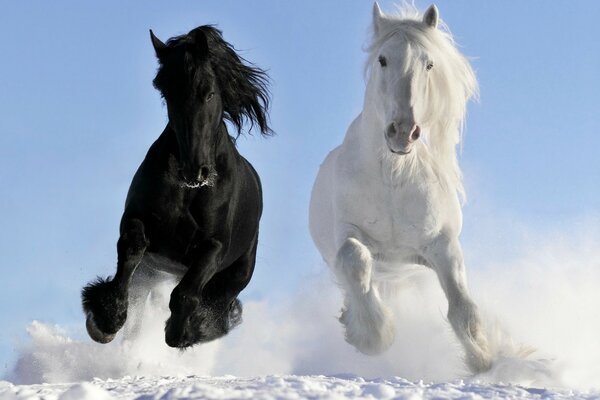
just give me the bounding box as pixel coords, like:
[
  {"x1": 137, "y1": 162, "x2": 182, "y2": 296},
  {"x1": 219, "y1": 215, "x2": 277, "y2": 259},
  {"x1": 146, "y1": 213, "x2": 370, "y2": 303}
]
[
  {"x1": 206, "y1": 92, "x2": 214, "y2": 102},
  {"x1": 378, "y1": 55, "x2": 387, "y2": 67},
  {"x1": 426, "y1": 62, "x2": 434, "y2": 71}
]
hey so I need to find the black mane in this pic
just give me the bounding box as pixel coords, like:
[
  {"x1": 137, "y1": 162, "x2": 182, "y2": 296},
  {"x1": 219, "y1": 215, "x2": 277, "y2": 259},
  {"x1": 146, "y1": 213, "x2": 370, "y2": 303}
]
[{"x1": 153, "y1": 25, "x2": 272, "y2": 136}]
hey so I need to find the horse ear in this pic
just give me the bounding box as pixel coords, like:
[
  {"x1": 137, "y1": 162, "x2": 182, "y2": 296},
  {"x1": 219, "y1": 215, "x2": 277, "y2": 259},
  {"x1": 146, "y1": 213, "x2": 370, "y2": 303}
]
[
  {"x1": 194, "y1": 29, "x2": 209, "y2": 56},
  {"x1": 150, "y1": 29, "x2": 167, "y2": 58},
  {"x1": 372, "y1": 2, "x2": 385, "y2": 35},
  {"x1": 423, "y1": 4, "x2": 439, "y2": 28}
]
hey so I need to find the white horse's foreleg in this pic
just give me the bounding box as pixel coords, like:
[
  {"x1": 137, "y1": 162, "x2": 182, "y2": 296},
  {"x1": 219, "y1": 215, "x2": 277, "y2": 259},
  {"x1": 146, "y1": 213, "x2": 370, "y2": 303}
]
[
  {"x1": 424, "y1": 235, "x2": 492, "y2": 373},
  {"x1": 335, "y1": 237, "x2": 395, "y2": 355}
]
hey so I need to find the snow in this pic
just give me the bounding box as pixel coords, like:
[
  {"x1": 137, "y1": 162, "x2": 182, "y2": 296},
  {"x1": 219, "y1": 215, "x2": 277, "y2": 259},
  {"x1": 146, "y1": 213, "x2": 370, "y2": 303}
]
[
  {"x1": 2, "y1": 223, "x2": 600, "y2": 399},
  {"x1": 1, "y1": 375, "x2": 599, "y2": 400}
]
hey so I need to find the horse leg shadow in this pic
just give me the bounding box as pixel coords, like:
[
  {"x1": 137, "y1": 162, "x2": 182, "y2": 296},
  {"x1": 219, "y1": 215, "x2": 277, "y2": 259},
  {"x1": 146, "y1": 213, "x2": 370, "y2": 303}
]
[
  {"x1": 82, "y1": 219, "x2": 147, "y2": 343},
  {"x1": 335, "y1": 237, "x2": 395, "y2": 355}
]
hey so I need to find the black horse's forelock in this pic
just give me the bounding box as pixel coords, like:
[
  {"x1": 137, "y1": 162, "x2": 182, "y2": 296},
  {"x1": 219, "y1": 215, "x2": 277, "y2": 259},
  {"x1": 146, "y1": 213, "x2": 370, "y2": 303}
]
[{"x1": 153, "y1": 25, "x2": 272, "y2": 136}]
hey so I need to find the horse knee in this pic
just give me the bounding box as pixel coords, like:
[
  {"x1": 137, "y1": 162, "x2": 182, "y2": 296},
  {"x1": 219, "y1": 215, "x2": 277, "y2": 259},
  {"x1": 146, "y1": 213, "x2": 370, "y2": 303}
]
[
  {"x1": 335, "y1": 238, "x2": 373, "y2": 293},
  {"x1": 113, "y1": 219, "x2": 148, "y2": 292},
  {"x1": 118, "y1": 219, "x2": 148, "y2": 261}
]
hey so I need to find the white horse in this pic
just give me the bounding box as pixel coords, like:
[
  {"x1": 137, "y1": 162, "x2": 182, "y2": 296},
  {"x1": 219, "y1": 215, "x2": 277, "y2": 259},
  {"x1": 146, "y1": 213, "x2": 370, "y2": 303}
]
[{"x1": 309, "y1": 3, "x2": 492, "y2": 373}]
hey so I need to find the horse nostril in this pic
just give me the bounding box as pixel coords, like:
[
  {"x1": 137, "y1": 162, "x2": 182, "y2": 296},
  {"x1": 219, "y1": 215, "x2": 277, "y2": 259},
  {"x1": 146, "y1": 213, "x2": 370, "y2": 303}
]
[
  {"x1": 198, "y1": 166, "x2": 210, "y2": 182},
  {"x1": 386, "y1": 123, "x2": 396, "y2": 138},
  {"x1": 411, "y1": 125, "x2": 421, "y2": 141}
]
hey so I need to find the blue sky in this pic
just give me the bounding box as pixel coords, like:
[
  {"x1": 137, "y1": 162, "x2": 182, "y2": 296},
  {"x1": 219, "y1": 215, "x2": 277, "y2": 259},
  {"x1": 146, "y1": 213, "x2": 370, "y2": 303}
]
[{"x1": 0, "y1": 1, "x2": 599, "y2": 373}]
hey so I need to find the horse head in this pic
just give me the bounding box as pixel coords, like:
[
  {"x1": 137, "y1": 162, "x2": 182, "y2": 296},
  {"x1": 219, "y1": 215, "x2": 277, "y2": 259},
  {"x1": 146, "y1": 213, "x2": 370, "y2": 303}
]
[
  {"x1": 151, "y1": 28, "x2": 222, "y2": 187},
  {"x1": 366, "y1": 3, "x2": 477, "y2": 158},
  {"x1": 366, "y1": 4, "x2": 440, "y2": 155},
  {"x1": 150, "y1": 26, "x2": 271, "y2": 188}
]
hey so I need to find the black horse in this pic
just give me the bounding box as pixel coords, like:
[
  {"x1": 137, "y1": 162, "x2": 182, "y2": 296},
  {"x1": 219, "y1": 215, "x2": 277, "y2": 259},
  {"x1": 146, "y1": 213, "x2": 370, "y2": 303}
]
[{"x1": 82, "y1": 25, "x2": 271, "y2": 348}]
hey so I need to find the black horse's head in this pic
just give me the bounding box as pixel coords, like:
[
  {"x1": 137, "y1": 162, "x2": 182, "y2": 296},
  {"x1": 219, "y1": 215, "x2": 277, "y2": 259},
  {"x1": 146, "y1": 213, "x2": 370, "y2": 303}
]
[{"x1": 150, "y1": 26, "x2": 271, "y2": 187}]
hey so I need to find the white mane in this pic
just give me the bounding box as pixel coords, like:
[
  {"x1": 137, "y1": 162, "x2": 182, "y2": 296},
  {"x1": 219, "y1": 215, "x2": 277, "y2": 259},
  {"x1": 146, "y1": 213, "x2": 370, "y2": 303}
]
[{"x1": 365, "y1": 6, "x2": 478, "y2": 201}]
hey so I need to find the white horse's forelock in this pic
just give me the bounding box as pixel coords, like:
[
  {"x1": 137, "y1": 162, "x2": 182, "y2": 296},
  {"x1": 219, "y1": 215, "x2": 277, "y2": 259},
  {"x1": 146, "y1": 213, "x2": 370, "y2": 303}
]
[{"x1": 365, "y1": 5, "x2": 478, "y2": 202}]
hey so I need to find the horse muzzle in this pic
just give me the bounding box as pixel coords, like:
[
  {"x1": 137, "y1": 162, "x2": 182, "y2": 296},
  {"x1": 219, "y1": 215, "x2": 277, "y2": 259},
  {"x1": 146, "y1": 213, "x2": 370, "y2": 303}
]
[
  {"x1": 180, "y1": 164, "x2": 218, "y2": 188},
  {"x1": 385, "y1": 121, "x2": 420, "y2": 155}
]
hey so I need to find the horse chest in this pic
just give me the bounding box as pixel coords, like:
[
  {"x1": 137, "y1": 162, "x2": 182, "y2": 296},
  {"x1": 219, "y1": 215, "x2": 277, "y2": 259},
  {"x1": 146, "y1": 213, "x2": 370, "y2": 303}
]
[
  {"x1": 389, "y1": 185, "x2": 439, "y2": 238},
  {"x1": 141, "y1": 186, "x2": 222, "y2": 254},
  {"x1": 341, "y1": 175, "x2": 439, "y2": 247}
]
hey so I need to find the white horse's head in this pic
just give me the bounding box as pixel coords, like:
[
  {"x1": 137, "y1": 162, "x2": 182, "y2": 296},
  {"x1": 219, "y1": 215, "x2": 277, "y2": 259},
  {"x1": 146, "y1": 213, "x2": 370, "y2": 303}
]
[{"x1": 365, "y1": 3, "x2": 478, "y2": 157}]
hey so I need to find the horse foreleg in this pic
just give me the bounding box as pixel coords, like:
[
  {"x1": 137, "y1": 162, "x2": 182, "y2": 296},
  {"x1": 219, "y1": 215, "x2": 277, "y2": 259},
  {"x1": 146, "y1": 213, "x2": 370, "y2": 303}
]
[
  {"x1": 201, "y1": 235, "x2": 259, "y2": 336},
  {"x1": 164, "y1": 238, "x2": 223, "y2": 347},
  {"x1": 82, "y1": 218, "x2": 147, "y2": 343},
  {"x1": 165, "y1": 236, "x2": 257, "y2": 347},
  {"x1": 335, "y1": 237, "x2": 394, "y2": 355},
  {"x1": 423, "y1": 235, "x2": 492, "y2": 373}
]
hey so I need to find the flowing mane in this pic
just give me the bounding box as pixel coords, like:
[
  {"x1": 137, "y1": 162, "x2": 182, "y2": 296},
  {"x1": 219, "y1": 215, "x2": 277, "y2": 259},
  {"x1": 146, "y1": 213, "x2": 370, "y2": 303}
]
[
  {"x1": 365, "y1": 6, "x2": 478, "y2": 201},
  {"x1": 153, "y1": 25, "x2": 272, "y2": 136}
]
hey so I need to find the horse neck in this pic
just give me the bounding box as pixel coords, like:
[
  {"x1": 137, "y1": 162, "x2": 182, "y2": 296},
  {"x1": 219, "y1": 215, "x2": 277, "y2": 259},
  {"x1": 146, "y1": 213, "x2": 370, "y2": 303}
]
[
  {"x1": 164, "y1": 122, "x2": 236, "y2": 164},
  {"x1": 209, "y1": 123, "x2": 238, "y2": 165}
]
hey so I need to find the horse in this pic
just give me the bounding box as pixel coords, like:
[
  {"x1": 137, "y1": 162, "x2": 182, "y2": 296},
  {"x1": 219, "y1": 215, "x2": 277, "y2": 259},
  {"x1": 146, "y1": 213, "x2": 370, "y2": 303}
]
[
  {"x1": 309, "y1": 4, "x2": 492, "y2": 373},
  {"x1": 82, "y1": 25, "x2": 271, "y2": 349}
]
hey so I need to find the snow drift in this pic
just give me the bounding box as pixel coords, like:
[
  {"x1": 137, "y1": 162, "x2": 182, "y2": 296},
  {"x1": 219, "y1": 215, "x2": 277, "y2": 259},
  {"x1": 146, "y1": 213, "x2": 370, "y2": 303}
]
[
  {"x1": 5, "y1": 375, "x2": 597, "y2": 400},
  {"x1": 4, "y1": 217, "x2": 600, "y2": 392}
]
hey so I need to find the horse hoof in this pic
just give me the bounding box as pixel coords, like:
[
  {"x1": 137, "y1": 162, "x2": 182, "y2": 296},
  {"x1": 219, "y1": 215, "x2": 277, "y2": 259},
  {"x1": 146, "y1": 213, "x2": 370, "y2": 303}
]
[
  {"x1": 340, "y1": 306, "x2": 395, "y2": 356},
  {"x1": 86, "y1": 313, "x2": 116, "y2": 344}
]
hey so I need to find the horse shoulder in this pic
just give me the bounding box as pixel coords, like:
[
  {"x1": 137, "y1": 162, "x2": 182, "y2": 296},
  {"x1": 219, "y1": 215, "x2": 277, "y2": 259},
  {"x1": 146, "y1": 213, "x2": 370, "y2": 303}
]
[
  {"x1": 122, "y1": 132, "x2": 184, "y2": 222},
  {"x1": 206, "y1": 155, "x2": 262, "y2": 262},
  {"x1": 330, "y1": 159, "x2": 392, "y2": 246}
]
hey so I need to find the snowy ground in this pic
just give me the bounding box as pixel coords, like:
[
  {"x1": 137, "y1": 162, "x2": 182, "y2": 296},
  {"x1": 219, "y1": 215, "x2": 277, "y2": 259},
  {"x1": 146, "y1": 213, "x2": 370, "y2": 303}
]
[
  {"x1": 2, "y1": 226, "x2": 600, "y2": 399},
  {"x1": 2, "y1": 375, "x2": 599, "y2": 400}
]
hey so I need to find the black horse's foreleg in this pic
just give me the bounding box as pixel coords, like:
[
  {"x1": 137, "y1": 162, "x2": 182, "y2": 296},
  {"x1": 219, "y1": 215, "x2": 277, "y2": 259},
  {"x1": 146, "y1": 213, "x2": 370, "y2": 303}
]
[
  {"x1": 82, "y1": 218, "x2": 147, "y2": 343},
  {"x1": 177, "y1": 238, "x2": 223, "y2": 293},
  {"x1": 164, "y1": 238, "x2": 222, "y2": 347},
  {"x1": 203, "y1": 235, "x2": 259, "y2": 328},
  {"x1": 164, "y1": 236, "x2": 258, "y2": 347}
]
